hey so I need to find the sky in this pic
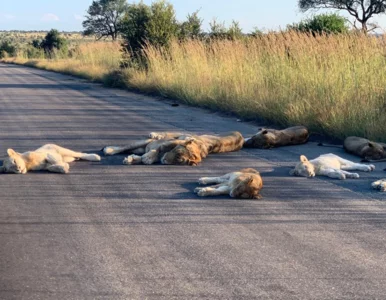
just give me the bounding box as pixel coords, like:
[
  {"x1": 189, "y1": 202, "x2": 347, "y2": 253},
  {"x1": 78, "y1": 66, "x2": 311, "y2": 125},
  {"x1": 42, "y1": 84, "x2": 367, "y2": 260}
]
[{"x1": 1, "y1": 0, "x2": 386, "y2": 33}]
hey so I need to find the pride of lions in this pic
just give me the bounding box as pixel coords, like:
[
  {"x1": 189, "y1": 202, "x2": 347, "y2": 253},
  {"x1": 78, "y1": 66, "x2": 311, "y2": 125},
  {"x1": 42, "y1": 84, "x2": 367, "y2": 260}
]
[{"x1": 1, "y1": 125, "x2": 385, "y2": 198}]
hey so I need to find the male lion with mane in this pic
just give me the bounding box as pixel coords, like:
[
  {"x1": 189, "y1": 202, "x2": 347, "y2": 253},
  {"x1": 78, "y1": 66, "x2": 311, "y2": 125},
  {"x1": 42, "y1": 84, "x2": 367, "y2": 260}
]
[
  {"x1": 1, "y1": 144, "x2": 101, "y2": 174},
  {"x1": 103, "y1": 131, "x2": 244, "y2": 166},
  {"x1": 194, "y1": 168, "x2": 263, "y2": 199},
  {"x1": 244, "y1": 126, "x2": 309, "y2": 149}
]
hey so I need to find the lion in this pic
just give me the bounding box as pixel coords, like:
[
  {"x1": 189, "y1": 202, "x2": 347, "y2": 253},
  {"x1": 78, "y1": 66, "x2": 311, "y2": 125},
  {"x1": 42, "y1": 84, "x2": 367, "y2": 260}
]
[
  {"x1": 0, "y1": 144, "x2": 101, "y2": 174},
  {"x1": 372, "y1": 179, "x2": 386, "y2": 192},
  {"x1": 103, "y1": 131, "x2": 244, "y2": 166},
  {"x1": 289, "y1": 153, "x2": 375, "y2": 180},
  {"x1": 344, "y1": 136, "x2": 386, "y2": 162},
  {"x1": 243, "y1": 126, "x2": 309, "y2": 149},
  {"x1": 194, "y1": 168, "x2": 263, "y2": 199}
]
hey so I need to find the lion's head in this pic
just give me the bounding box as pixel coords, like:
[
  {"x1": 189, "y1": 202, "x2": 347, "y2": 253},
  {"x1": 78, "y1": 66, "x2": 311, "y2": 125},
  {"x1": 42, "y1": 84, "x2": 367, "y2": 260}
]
[
  {"x1": 1, "y1": 149, "x2": 27, "y2": 174},
  {"x1": 244, "y1": 129, "x2": 275, "y2": 148},
  {"x1": 230, "y1": 176, "x2": 263, "y2": 199},
  {"x1": 362, "y1": 142, "x2": 385, "y2": 161},
  {"x1": 161, "y1": 138, "x2": 208, "y2": 166},
  {"x1": 289, "y1": 155, "x2": 315, "y2": 178}
]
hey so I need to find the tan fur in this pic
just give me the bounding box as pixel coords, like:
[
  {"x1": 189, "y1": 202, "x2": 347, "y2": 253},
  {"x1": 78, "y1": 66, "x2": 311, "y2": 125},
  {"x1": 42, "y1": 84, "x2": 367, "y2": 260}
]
[
  {"x1": 344, "y1": 136, "x2": 386, "y2": 161},
  {"x1": 372, "y1": 179, "x2": 386, "y2": 192},
  {"x1": 103, "y1": 131, "x2": 244, "y2": 166},
  {"x1": 289, "y1": 153, "x2": 375, "y2": 180},
  {"x1": 194, "y1": 168, "x2": 263, "y2": 199},
  {"x1": 0, "y1": 144, "x2": 101, "y2": 174},
  {"x1": 244, "y1": 126, "x2": 309, "y2": 149}
]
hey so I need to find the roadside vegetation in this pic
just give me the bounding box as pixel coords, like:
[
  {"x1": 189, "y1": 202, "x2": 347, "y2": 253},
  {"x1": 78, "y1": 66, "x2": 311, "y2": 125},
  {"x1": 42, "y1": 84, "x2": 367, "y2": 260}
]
[{"x1": 2, "y1": 0, "x2": 386, "y2": 141}]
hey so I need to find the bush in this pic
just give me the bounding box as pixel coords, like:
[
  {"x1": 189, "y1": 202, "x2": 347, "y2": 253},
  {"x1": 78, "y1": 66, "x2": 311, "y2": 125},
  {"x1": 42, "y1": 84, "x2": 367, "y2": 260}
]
[
  {"x1": 288, "y1": 13, "x2": 349, "y2": 35},
  {"x1": 0, "y1": 40, "x2": 17, "y2": 58}
]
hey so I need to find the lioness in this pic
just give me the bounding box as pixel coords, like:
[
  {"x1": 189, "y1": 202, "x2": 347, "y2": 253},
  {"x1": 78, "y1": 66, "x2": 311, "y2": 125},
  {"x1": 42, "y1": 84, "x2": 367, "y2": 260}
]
[
  {"x1": 372, "y1": 179, "x2": 386, "y2": 192},
  {"x1": 194, "y1": 168, "x2": 263, "y2": 199},
  {"x1": 244, "y1": 126, "x2": 309, "y2": 149},
  {"x1": 344, "y1": 136, "x2": 386, "y2": 162},
  {"x1": 103, "y1": 131, "x2": 244, "y2": 166},
  {"x1": 0, "y1": 144, "x2": 101, "y2": 174},
  {"x1": 289, "y1": 153, "x2": 375, "y2": 180}
]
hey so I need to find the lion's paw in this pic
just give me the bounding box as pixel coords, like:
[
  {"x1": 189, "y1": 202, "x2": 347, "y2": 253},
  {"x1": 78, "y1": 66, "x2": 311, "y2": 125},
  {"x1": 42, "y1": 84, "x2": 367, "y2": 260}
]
[
  {"x1": 194, "y1": 187, "x2": 203, "y2": 193},
  {"x1": 198, "y1": 177, "x2": 209, "y2": 185},
  {"x1": 367, "y1": 164, "x2": 376, "y2": 172},
  {"x1": 197, "y1": 189, "x2": 209, "y2": 197},
  {"x1": 62, "y1": 163, "x2": 70, "y2": 174},
  {"x1": 103, "y1": 146, "x2": 119, "y2": 156},
  {"x1": 123, "y1": 155, "x2": 135, "y2": 165},
  {"x1": 372, "y1": 179, "x2": 386, "y2": 192},
  {"x1": 349, "y1": 173, "x2": 360, "y2": 179},
  {"x1": 149, "y1": 132, "x2": 164, "y2": 140}
]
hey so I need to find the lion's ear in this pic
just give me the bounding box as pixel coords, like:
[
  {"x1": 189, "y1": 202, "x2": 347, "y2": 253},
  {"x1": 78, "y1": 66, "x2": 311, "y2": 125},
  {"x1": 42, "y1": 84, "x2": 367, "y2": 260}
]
[
  {"x1": 368, "y1": 142, "x2": 374, "y2": 148},
  {"x1": 244, "y1": 176, "x2": 253, "y2": 184},
  {"x1": 262, "y1": 130, "x2": 268, "y2": 135},
  {"x1": 300, "y1": 155, "x2": 308, "y2": 162},
  {"x1": 7, "y1": 149, "x2": 19, "y2": 157}
]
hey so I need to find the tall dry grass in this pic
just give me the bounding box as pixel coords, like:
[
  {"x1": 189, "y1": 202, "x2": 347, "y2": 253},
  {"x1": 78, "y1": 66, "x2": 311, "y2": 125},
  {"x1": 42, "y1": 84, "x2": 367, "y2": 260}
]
[
  {"x1": 129, "y1": 32, "x2": 386, "y2": 140},
  {"x1": 5, "y1": 42, "x2": 122, "y2": 81}
]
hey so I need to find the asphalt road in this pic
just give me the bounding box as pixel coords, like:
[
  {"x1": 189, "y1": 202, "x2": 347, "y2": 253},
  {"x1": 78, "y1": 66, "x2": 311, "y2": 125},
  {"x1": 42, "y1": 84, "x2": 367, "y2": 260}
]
[{"x1": 1, "y1": 63, "x2": 386, "y2": 300}]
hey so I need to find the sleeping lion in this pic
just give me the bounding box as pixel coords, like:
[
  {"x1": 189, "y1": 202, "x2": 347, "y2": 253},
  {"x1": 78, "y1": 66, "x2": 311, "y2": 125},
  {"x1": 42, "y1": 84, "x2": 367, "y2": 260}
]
[
  {"x1": 103, "y1": 131, "x2": 244, "y2": 166},
  {"x1": 289, "y1": 153, "x2": 375, "y2": 180},
  {"x1": 244, "y1": 126, "x2": 309, "y2": 149},
  {"x1": 1, "y1": 144, "x2": 101, "y2": 174},
  {"x1": 194, "y1": 168, "x2": 263, "y2": 199},
  {"x1": 344, "y1": 136, "x2": 386, "y2": 162}
]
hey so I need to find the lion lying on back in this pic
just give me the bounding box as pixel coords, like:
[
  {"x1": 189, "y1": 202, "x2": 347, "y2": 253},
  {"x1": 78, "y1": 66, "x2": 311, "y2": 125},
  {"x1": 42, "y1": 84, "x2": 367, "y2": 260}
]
[
  {"x1": 1, "y1": 144, "x2": 101, "y2": 174},
  {"x1": 244, "y1": 126, "x2": 309, "y2": 149},
  {"x1": 290, "y1": 153, "x2": 375, "y2": 180},
  {"x1": 344, "y1": 136, "x2": 386, "y2": 162},
  {"x1": 103, "y1": 131, "x2": 244, "y2": 166}
]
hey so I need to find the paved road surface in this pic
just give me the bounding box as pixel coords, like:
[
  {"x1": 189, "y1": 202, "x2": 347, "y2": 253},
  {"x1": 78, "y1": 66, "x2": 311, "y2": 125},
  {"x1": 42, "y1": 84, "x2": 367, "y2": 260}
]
[{"x1": 1, "y1": 63, "x2": 386, "y2": 300}]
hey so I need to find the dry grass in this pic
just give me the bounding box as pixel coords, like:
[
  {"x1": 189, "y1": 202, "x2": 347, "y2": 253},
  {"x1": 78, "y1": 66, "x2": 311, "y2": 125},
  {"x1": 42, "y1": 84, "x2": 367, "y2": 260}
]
[
  {"x1": 4, "y1": 42, "x2": 122, "y2": 81},
  {"x1": 3, "y1": 32, "x2": 386, "y2": 141},
  {"x1": 130, "y1": 32, "x2": 386, "y2": 140}
]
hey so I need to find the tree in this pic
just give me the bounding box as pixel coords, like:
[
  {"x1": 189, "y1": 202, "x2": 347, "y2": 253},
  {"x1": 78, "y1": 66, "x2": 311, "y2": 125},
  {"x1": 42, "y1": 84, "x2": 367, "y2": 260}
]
[
  {"x1": 209, "y1": 18, "x2": 227, "y2": 39},
  {"x1": 83, "y1": 0, "x2": 128, "y2": 40},
  {"x1": 288, "y1": 13, "x2": 349, "y2": 34},
  {"x1": 120, "y1": 0, "x2": 179, "y2": 52},
  {"x1": 227, "y1": 20, "x2": 243, "y2": 40},
  {"x1": 40, "y1": 29, "x2": 67, "y2": 52},
  {"x1": 179, "y1": 10, "x2": 203, "y2": 39},
  {"x1": 146, "y1": 0, "x2": 179, "y2": 47},
  {"x1": 121, "y1": 2, "x2": 151, "y2": 53},
  {"x1": 298, "y1": 0, "x2": 386, "y2": 33}
]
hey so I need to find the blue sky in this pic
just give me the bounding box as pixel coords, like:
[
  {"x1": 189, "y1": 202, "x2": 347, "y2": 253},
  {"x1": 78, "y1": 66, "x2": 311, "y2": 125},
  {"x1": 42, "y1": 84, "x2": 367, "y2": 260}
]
[{"x1": 1, "y1": 0, "x2": 386, "y2": 33}]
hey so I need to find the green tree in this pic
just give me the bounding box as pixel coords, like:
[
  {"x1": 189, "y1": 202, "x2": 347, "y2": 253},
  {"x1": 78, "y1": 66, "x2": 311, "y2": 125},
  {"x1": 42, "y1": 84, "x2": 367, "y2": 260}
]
[
  {"x1": 179, "y1": 10, "x2": 203, "y2": 39},
  {"x1": 121, "y1": 2, "x2": 151, "y2": 53},
  {"x1": 227, "y1": 20, "x2": 243, "y2": 40},
  {"x1": 288, "y1": 13, "x2": 349, "y2": 34},
  {"x1": 0, "y1": 40, "x2": 17, "y2": 58},
  {"x1": 40, "y1": 29, "x2": 67, "y2": 52},
  {"x1": 209, "y1": 18, "x2": 227, "y2": 39},
  {"x1": 146, "y1": 0, "x2": 179, "y2": 47},
  {"x1": 120, "y1": 0, "x2": 180, "y2": 53},
  {"x1": 298, "y1": 0, "x2": 386, "y2": 33},
  {"x1": 83, "y1": 0, "x2": 128, "y2": 40}
]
